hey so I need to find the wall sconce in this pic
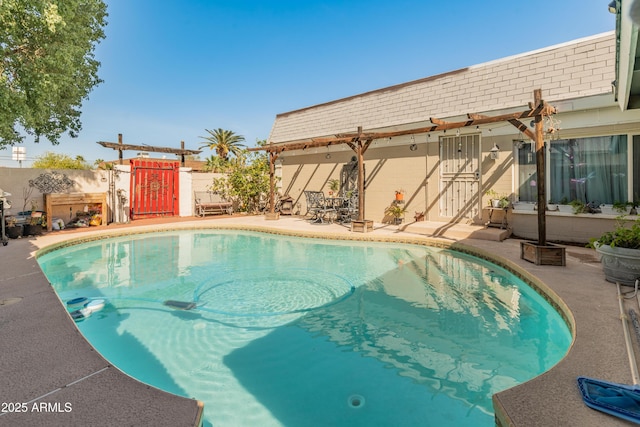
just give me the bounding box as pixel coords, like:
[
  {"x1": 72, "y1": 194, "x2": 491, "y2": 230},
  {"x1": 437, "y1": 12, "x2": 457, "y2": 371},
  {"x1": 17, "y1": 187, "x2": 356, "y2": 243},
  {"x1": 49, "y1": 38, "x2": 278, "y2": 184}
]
[
  {"x1": 409, "y1": 144, "x2": 418, "y2": 151},
  {"x1": 490, "y1": 144, "x2": 500, "y2": 160}
]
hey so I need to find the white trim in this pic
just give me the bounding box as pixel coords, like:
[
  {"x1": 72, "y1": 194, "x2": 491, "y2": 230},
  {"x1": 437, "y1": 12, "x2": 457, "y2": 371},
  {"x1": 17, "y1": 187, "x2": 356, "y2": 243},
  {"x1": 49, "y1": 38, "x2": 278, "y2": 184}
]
[{"x1": 618, "y1": 3, "x2": 639, "y2": 110}]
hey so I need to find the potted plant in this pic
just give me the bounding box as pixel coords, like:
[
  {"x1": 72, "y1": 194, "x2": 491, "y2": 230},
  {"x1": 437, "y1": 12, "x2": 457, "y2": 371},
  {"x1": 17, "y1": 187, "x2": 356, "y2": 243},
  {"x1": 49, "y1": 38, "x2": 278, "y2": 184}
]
[
  {"x1": 557, "y1": 197, "x2": 573, "y2": 213},
  {"x1": 485, "y1": 189, "x2": 499, "y2": 207},
  {"x1": 589, "y1": 217, "x2": 640, "y2": 285},
  {"x1": 600, "y1": 203, "x2": 616, "y2": 215},
  {"x1": 613, "y1": 200, "x2": 632, "y2": 215},
  {"x1": 395, "y1": 189, "x2": 405, "y2": 201},
  {"x1": 5, "y1": 216, "x2": 21, "y2": 239},
  {"x1": 386, "y1": 204, "x2": 407, "y2": 225},
  {"x1": 23, "y1": 212, "x2": 45, "y2": 236},
  {"x1": 498, "y1": 195, "x2": 511, "y2": 209},
  {"x1": 569, "y1": 199, "x2": 586, "y2": 214},
  {"x1": 327, "y1": 179, "x2": 340, "y2": 197}
]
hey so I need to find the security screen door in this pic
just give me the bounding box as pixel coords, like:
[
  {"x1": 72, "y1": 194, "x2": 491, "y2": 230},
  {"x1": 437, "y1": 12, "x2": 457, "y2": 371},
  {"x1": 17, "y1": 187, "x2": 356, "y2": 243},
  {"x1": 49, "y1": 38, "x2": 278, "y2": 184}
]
[{"x1": 439, "y1": 134, "x2": 481, "y2": 220}]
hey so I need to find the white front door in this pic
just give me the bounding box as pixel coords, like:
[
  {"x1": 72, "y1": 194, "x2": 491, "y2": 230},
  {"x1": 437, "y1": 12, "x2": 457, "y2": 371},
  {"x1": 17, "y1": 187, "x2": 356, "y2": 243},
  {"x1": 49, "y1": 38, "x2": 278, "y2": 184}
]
[{"x1": 439, "y1": 134, "x2": 480, "y2": 220}]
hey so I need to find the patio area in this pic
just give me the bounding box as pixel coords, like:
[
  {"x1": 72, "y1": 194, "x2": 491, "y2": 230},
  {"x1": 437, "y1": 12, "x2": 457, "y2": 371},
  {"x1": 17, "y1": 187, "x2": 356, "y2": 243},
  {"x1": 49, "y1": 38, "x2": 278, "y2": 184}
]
[{"x1": 0, "y1": 214, "x2": 637, "y2": 426}]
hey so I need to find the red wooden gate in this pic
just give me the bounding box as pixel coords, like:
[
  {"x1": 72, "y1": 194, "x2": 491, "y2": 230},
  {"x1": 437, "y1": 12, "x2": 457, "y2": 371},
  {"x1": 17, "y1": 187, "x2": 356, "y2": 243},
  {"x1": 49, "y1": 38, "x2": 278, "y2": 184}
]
[{"x1": 130, "y1": 159, "x2": 180, "y2": 219}]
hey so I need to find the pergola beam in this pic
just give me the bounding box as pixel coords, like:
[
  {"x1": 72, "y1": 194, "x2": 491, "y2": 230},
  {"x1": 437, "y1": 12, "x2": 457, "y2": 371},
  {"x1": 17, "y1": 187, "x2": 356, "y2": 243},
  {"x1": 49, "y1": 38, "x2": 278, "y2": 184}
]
[
  {"x1": 97, "y1": 141, "x2": 201, "y2": 156},
  {"x1": 249, "y1": 100, "x2": 556, "y2": 153},
  {"x1": 97, "y1": 134, "x2": 201, "y2": 167}
]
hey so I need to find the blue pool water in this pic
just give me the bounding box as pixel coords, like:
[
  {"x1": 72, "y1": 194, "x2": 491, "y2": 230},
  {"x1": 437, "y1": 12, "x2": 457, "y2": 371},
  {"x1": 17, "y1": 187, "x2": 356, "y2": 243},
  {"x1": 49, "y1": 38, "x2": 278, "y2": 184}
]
[{"x1": 38, "y1": 230, "x2": 571, "y2": 427}]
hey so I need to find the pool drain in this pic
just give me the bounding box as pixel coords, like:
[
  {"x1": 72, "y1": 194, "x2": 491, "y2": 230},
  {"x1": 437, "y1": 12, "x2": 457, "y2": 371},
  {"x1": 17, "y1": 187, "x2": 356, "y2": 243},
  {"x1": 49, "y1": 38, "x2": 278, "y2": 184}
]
[{"x1": 348, "y1": 394, "x2": 365, "y2": 409}]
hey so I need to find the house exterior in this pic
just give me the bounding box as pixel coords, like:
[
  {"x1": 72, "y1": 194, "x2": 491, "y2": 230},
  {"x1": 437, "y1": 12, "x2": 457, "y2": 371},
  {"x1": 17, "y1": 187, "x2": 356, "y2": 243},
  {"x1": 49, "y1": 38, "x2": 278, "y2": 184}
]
[{"x1": 267, "y1": 29, "x2": 640, "y2": 243}]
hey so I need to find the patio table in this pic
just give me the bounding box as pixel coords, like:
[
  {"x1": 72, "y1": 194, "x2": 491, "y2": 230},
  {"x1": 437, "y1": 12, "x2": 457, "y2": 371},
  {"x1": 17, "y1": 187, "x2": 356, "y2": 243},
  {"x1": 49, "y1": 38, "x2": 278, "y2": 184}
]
[{"x1": 304, "y1": 191, "x2": 337, "y2": 224}]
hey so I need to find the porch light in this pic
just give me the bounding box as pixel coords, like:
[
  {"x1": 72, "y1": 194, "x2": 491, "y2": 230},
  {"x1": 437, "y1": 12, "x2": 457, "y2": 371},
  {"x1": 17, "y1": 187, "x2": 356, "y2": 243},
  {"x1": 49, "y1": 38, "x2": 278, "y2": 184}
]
[{"x1": 490, "y1": 144, "x2": 500, "y2": 160}]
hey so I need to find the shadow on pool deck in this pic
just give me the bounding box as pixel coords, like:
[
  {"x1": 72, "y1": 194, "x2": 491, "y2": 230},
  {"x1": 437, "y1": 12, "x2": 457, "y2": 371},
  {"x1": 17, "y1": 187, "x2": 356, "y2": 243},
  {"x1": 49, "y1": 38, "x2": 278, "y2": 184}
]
[{"x1": 0, "y1": 214, "x2": 636, "y2": 426}]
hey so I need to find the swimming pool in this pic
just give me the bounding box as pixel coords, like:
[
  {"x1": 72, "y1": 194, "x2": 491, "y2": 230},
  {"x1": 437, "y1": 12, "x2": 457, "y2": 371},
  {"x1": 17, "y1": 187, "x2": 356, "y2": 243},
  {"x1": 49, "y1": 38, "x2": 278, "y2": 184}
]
[{"x1": 38, "y1": 229, "x2": 571, "y2": 426}]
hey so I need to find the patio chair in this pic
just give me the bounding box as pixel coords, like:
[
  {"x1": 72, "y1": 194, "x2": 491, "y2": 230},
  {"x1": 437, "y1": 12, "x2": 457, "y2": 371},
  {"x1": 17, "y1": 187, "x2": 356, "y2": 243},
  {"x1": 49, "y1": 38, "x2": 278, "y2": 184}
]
[
  {"x1": 303, "y1": 190, "x2": 336, "y2": 223},
  {"x1": 338, "y1": 191, "x2": 358, "y2": 223}
]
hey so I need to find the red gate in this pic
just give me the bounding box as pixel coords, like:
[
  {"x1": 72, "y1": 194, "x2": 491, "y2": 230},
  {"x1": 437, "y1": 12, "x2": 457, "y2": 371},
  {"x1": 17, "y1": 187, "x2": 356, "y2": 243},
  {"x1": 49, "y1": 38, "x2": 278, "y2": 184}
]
[{"x1": 130, "y1": 159, "x2": 180, "y2": 219}]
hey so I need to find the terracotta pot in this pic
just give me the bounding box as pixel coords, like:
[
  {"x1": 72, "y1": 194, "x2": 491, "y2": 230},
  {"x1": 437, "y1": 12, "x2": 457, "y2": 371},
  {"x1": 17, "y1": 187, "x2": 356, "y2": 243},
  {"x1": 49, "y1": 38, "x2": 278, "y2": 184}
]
[{"x1": 395, "y1": 193, "x2": 404, "y2": 201}]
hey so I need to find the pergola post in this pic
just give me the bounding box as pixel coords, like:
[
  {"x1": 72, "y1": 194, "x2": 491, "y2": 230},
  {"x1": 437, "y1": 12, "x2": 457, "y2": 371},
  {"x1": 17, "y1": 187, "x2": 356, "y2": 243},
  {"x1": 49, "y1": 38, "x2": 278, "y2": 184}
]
[
  {"x1": 357, "y1": 143, "x2": 365, "y2": 221},
  {"x1": 533, "y1": 89, "x2": 547, "y2": 246},
  {"x1": 345, "y1": 127, "x2": 372, "y2": 227},
  {"x1": 118, "y1": 133, "x2": 123, "y2": 165},
  {"x1": 268, "y1": 143, "x2": 279, "y2": 215}
]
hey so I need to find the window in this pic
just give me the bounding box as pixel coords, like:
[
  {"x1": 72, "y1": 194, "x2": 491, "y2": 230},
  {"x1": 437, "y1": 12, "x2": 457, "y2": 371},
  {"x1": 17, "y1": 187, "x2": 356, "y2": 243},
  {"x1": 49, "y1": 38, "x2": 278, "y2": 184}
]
[
  {"x1": 516, "y1": 135, "x2": 629, "y2": 205},
  {"x1": 549, "y1": 136, "x2": 627, "y2": 205},
  {"x1": 516, "y1": 141, "x2": 537, "y2": 202}
]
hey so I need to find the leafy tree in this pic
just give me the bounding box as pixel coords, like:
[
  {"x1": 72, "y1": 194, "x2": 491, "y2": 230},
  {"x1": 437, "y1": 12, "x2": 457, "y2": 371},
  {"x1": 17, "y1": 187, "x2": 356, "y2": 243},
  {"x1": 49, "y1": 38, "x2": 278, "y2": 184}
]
[
  {"x1": 32, "y1": 151, "x2": 92, "y2": 169},
  {"x1": 199, "y1": 128, "x2": 245, "y2": 160},
  {"x1": 210, "y1": 149, "x2": 271, "y2": 213},
  {"x1": 0, "y1": 0, "x2": 108, "y2": 147},
  {"x1": 203, "y1": 155, "x2": 231, "y2": 173},
  {"x1": 94, "y1": 158, "x2": 113, "y2": 169}
]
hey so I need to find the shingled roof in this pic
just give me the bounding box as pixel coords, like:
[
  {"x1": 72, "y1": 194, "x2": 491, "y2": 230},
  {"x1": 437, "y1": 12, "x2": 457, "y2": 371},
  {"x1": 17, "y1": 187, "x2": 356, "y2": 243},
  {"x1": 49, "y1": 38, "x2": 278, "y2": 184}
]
[{"x1": 269, "y1": 32, "x2": 615, "y2": 144}]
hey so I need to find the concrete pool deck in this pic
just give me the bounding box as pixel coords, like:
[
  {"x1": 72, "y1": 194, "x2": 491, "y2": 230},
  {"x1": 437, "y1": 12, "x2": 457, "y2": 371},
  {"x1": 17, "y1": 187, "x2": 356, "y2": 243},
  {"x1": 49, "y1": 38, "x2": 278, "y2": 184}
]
[{"x1": 0, "y1": 214, "x2": 637, "y2": 426}]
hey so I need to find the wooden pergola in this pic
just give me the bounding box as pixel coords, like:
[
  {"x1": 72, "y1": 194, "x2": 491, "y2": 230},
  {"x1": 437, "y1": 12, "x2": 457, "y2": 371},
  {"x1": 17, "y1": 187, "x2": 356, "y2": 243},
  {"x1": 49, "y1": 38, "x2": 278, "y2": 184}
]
[
  {"x1": 251, "y1": 89, "x2": 555, "y2": 246},
  {"x1": 97, "y1": 133, "x2": 201, "y2": 166}
]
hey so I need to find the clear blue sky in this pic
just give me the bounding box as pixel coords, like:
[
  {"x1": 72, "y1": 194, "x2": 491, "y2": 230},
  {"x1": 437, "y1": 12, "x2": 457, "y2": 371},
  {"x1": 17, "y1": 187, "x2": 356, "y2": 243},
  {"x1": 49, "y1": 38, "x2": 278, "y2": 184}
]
[{"x1": 0, "y1": 0, "x2": 616, "y2": 167}]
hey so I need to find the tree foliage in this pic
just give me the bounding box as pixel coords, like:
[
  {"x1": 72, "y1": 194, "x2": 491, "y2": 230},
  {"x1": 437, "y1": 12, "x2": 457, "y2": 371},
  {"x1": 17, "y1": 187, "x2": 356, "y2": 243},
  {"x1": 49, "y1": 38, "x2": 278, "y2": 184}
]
[
  {"x1": 199, "y1": 128, "x2": 246, "y2": 160},
  {"x1": 203, "y1": 154, "x2": 231, "y2": 173},
  {"x1": 210, "y1": 149, "x2": 271, "y2": 213},
  {"x1": 0, "y1": 0, "x2": 108, "y2": 147},
  {"x1": 32, "y1": 151, "x2": 92, "y2": 169}
]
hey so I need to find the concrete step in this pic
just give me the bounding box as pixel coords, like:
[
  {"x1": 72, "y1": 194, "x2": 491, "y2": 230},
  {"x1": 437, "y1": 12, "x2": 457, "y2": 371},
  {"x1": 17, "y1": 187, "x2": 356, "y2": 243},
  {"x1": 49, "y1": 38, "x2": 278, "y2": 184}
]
[{"x1": 401, "y1": 221, "x2": 511, "y2": 241}]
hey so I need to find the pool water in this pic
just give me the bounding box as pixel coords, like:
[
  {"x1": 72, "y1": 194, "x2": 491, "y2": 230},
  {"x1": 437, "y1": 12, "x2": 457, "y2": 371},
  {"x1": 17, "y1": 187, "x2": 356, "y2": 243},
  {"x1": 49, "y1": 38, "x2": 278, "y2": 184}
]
[{"x1": 38, "y1": 230, "x2": 571, "y2": 427}]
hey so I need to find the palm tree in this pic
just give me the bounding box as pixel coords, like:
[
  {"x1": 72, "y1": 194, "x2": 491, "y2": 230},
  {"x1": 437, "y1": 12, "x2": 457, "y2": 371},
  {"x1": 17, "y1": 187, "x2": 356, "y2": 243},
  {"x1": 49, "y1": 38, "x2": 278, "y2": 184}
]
[{"x1": 199, "y1": 128, "x2": 246, "y2": 160}]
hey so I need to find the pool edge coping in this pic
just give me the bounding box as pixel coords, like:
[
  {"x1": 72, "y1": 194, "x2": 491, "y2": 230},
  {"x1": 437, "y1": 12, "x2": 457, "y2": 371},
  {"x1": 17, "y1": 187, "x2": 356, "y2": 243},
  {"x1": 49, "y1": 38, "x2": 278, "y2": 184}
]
[{"x1": 35, "y1": 222, "x2": 578, "y2": 427}]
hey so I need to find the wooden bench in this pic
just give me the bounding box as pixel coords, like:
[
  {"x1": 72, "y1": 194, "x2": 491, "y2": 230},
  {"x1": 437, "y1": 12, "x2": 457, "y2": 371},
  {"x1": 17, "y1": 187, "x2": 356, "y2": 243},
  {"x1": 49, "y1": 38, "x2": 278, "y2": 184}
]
[{"x1": 194, "y1": 191, "x2": 233, "y2": 216}]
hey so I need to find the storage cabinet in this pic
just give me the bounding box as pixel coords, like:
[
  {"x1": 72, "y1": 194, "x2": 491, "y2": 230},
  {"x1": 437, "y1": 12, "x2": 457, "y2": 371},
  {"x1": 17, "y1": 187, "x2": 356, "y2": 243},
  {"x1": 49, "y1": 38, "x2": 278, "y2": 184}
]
[{"x1": 44, "y1": 193, "x2": 107, "y2": 231}]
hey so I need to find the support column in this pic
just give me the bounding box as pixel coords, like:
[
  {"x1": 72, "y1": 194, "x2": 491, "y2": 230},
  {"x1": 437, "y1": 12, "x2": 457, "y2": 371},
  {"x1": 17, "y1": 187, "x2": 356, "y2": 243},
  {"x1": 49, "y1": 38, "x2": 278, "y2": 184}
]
[
  {"x1": 534, "y1": 89, "x2": 546, "y2": 246},
  {"x1": 118, "y1": 133, "x2": 123, "y2": 165}
]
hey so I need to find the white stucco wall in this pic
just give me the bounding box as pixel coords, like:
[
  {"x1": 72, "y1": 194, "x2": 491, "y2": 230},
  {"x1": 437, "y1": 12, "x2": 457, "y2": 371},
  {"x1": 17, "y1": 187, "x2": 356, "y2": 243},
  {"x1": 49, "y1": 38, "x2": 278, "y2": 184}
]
[
  {"x1": 0, "y1": 167, "x2": 110, "y2": 216},
  {"x1": 179, "y1": 168, "x2": 193, "y2": 217},
  {"x1": 0, "y1": 165, "x2": 207, "y2": 223}
]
